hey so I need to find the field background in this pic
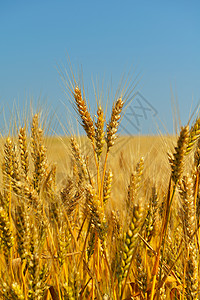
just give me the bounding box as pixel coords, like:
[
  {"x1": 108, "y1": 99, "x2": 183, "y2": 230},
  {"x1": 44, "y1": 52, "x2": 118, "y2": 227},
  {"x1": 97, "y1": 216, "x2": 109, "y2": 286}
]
[{"x1": 46, "y1": 135, "x2": 175, "y2": 208}]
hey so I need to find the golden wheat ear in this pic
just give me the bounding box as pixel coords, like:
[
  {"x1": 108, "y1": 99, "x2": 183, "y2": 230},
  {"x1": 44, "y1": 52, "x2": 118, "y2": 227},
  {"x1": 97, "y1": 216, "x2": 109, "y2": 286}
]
[
  {"x1": 144, "y1": 186, "x2": 158, "y2": 243},
  {"x1": 70, "y1": 136, "x2": 89, "y2": 182},
  {"x1": 106, "y1": 98, "x2": 123, "y2": 151},
  {"x1": 169, "y1": 125, "x2": 189, "y2": 184},
  {"x1": 117, "y1": 204, "x2": 144, "y2": 290},
  {"x1": 126, "y1": 157, "x2": 144, "y2": 216},
  {"x1": 0, "y1": 281, "x2": 25, "y2": 300},
  {"x1": 179, "y1": 175, "x2": 198, "y2": 298},
  {"x1": 18, "y1": 127, "x2": 29, "y2": 178},
  {"x1": 86, "y1": 184, "x2": 107, "y2": 242},
  {"x1": 15, "y1": 202, "x2": 31, "y2": 264},
  {"x1": 73, "y1": 86, "x2": 95, "y2": 141},
  {"x1": 186, "y1": 117, "x2": 200, "y2": 155},
  {"x1": 0, "y1": 206, "x2": 14, "y2": 263},
  {"x1": 95, "y1": 105, "x2": 105, "y2": 161},
  {"x1": 103, "y1": 169, "x2": 113, "y2": 204},
  {"x1": 31, "y1": 114, "x2": 48, "y2": 193},
  {"x1": 135, "y1": 249, "x2": 147, "y2": 297}
]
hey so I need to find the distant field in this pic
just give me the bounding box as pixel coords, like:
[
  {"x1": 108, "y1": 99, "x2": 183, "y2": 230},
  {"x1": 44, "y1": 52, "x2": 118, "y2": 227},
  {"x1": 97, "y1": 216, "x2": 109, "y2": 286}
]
[{"x1": 45, "y1": 135, "x2": 176, "y2": 208}]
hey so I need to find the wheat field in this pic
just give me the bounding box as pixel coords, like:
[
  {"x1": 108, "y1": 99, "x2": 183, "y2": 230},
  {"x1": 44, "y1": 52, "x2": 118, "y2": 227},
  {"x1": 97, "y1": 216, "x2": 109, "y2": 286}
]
[{"x1": 0, "y1": 82, "x2": 200, "y2": 300}]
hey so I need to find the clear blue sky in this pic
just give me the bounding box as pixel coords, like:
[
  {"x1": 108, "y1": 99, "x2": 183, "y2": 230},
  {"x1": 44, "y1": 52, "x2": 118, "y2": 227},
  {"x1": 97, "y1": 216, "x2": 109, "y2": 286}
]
[{"x1": 0, "y1": 0, "x2": 200, "y2": 135}]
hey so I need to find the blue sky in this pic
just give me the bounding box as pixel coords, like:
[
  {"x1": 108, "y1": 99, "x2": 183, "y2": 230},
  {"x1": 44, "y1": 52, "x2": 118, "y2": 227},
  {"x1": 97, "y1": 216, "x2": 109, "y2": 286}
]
[{"x1": 0, "y1": 1, "x2": 200, "y2": 135}]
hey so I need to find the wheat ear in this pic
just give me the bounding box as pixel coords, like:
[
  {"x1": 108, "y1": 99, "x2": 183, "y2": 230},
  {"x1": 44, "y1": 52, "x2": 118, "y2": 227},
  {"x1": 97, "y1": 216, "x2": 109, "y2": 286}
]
[
  {"x1": 150, "y1": 127, "x2": 190, "y2": 300},
  {"x1": 186, "y1": 117, "x2": 200, "y2": 155},
  {"x1": 28, "y1": 224, "x2": 48, "y2": 300},
  {"x1": 31, "y1": 114, "x2": 48, "y2": 193},
  {"x1": 95, "y1": 105, "x2": 105, "y2": 160},
  {"x1": 169, "y1": 125, "x2": 189, "y2": 184},
  {"x1": 126, "y1": 157, "x2": 144, "y2": 214},
  {"x1": 106, "y1": 97, "x2": 123, "y2": 151},
  {"x1": 119, "y1": 204, "x2": 144, "y2": 286},
  {"x1": 194, "y1": 137, "x2": 200, "y2": 170},
  {"x1": 18, "y1": 126, "x2": 29, "y2": 178},
  {"x1": 0, "y1": 281, "x2": 25, "y2": 300},
  {"x1": 145, "y1": 186, "x2": 158, "y2": 243},
  {"x1": 179, "y1": 175, "x2": 198, "y2": 298},
  {"x1": 70, "y1": 136, "x2": 89, "y2": 182},
  {"x1": 15, "y1": 201, "x2": 31, "y2": 263},
  {"x1": 74, "y1": 86, "x2": 95, "y2": 141},
  {"x1": 86, "y1": 184, "x2": 107, "y2": 242},
  {"x1": 179, "y1": 175, "x2": 196, "y2": 242},
  {"x1": 0, "y1": 206, "x2": 14, "y2": 262},
  {"x1": 103, "y1": 169, "x2": 113, "y2": 204},
  {"x1": 135, "y1": 250, "x2": 147, "y2": 298}
]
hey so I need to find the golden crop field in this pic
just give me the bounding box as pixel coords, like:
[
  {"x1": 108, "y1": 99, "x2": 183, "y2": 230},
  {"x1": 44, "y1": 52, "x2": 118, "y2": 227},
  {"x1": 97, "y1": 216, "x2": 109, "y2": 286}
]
[
  {"x1": 46, "y1": 135, "x2": 175, "y2": 211},
  {"x1": 0, "y1": 83, "x2": 199, "y2": 300}
]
